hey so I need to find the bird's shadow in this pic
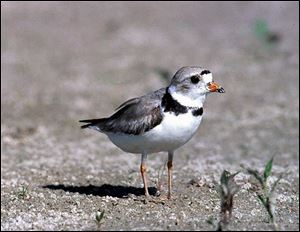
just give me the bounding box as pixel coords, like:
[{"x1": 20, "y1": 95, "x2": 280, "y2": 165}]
[{"x1": 42, "y1": 184, "x2": 157, "y2": 198}]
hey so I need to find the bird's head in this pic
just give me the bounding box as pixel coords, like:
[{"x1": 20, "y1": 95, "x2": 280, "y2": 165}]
[{"x1": 168, "y1": 66, "x2": 225, "y2": 107}]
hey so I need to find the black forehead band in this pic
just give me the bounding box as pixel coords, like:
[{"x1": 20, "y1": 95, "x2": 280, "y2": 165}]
[{"x1": 200, "y1": 70, "x2": 211, "y2": 75}]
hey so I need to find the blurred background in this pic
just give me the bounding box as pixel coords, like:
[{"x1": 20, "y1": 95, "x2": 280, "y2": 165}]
[
  {"x1": 1, "y1": 2, "x2": 299, "y2": 230},
  {"x1": 2, "y1": 1, "x2": 299, "y2": 159}
]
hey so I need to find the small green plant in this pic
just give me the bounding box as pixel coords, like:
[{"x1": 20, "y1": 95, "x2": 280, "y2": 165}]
[
  {"x1": 17, "y1": 186, "x2": 29, "y2": 199},
  {"x1": 154, "y1": 67, "x2": 172, "y2": 83},
  {"x1": 253, "y1": 19, "x2": 280, "y2": 49},
  {"x1": 95, "y1": 209, "x2": 105, "y2": 228},
  {"x1": 208, "y1": 170, "x2": 240, "y2": 231},
  {"x1": 243, "y1": 157, "x2": 285, "y2": 231},
  {"x1": 218, "y1": 170, "x2": 240, "y2": 231}
]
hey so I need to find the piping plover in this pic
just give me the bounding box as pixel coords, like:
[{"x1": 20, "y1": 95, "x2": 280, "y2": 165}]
[{"x1": 80, "y1": 66, "x2": 225, "y2": 199}]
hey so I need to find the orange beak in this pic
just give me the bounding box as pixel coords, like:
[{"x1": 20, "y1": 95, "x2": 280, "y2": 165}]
[{"x1": 207, "y1": 82, "x2": 225, "y2": 93}]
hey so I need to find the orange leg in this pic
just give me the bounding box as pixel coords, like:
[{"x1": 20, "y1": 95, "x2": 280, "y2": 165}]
[
  {"x1": 167, "y1": 152, "x2": 174, "y2": 199},
  {"x1": 140, "y1": 153, "x2": 149, "y2": 197}
]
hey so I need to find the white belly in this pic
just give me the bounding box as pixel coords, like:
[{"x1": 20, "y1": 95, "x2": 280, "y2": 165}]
[{"x1": 106, "y1": 111, "x2": 203, "y2": 154}]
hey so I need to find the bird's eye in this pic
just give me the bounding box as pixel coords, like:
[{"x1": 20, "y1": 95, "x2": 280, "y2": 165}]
[{"x1": 191, "y1": 75, "x2": 200, "y2": 84}]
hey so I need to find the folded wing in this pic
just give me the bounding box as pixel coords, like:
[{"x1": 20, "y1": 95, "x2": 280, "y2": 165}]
[{"x1": 79, "y1": 88, "x2": 165, "y2": 135}]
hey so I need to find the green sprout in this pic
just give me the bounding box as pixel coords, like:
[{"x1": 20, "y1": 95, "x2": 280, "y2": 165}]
[
  {"x1": 17, "y1": 186, "x2": 29, "y2": 199},
  {"x1": 218, "y1": 170, "x2": 240, "y2": 231},
  {"x1": 208, "y1": 170, "x2": 240, "y2": 231},
  {"x1": 243, "y1": 157, "x2": 285, "y2": 230},
  {"x1": 254, "y1": 19, "x2": 280, "y2": 49},
  {"x1": 95, "y1": 209, "x2": 105, "y2": 227},
  {"x1": 154, "y1": 67, "x2": 172, "y2": 84}
]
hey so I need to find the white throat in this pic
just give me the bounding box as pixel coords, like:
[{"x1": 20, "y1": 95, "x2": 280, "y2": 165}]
[{"x1": 168, "y1": 86, "x2": 205, "y2": 108}]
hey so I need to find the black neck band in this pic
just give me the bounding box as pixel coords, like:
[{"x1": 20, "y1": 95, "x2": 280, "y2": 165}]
[{"x1": 161, "y1": 88, "x2": 203, "y2": 116}]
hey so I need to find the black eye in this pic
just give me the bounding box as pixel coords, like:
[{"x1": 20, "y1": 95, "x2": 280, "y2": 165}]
[{"x1": 191, "y1": 75, "x2": 200, "y2": 84}]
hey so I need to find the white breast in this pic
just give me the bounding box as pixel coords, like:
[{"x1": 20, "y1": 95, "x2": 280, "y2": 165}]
[{"x1": 106, "y1": 110, "x2": 203, "y2": 154}]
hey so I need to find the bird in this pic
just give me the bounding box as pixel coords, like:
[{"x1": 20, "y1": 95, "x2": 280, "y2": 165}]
[{"x1": 79, "y1": 66, "x2": 225, "y2": 199}]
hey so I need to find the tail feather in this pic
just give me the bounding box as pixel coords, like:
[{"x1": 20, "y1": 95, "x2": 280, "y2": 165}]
[{"x1": 79, "y1": 118, "x2": 106, "y2": 129}]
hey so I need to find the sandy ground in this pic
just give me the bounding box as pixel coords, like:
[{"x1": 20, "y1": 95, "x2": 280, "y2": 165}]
[{"x1": 1, "y1": 2, "x2": 299, "y2": 231}]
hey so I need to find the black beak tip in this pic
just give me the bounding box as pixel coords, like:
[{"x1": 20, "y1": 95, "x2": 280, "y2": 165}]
[{"x1": 217, "y1": 87, "x2": 225, "y2": 93}]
